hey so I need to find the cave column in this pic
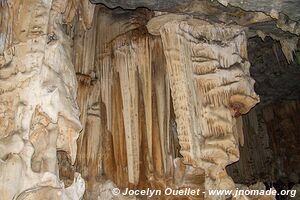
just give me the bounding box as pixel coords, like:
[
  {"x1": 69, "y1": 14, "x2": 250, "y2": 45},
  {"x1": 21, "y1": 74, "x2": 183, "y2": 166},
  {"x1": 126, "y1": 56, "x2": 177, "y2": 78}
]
[
  {"x1": 147, "y1": 14, "x2": 260, "y2": 199},
  {"x1": 0, "y1": 0, "x2": 86, "y2": 199}
]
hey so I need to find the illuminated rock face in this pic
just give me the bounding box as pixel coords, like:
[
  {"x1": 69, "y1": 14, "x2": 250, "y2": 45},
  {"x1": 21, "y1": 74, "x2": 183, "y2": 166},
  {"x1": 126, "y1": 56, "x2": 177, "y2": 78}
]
[
  {"x1": 0, "y1": 0, "x2": 93, "y2": 199},
  {"x1": 147, "y1": 15, "x2": 259, "y2": 198},
  {"x1": 0, "y1": 0, "x2": 281, "y2": 200}
]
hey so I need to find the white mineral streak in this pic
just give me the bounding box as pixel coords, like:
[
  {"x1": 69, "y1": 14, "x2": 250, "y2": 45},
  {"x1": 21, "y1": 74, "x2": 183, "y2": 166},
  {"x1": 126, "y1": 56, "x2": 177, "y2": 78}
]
[
  {"x1": 217, "y1": 0, "x2": 229, "y2": 6},
  {"x1": 100, "y1": 56, "x2": 113, "y2": 131},
  {"x1": 115, "y1": 38, "x2": 140, "y2": 184},
  {"x1": 0, "y1": 0, "x2": 85, "y2": 199},
  {"x1": 147, "y1": 14, "x2": 259, "y2": 199}
]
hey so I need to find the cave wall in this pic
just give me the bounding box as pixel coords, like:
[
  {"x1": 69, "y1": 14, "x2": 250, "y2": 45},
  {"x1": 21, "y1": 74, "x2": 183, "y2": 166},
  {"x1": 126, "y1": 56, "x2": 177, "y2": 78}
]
[
  {"x1": 227, "y1": 36, "x2": 300, "y2": 186},
  {"x1": 263, "y1": 100, "x2": 300, "y2": 183},
  {"x1": 227, "y1": 107, "x2": 273, "y2": 184},
  {"x1": 62, "y1": 8, "x2": 206, "y2": 199},
  {"x1": 57, "y1": 6, "x2": 263, "y2": 200},
  {"x1": 227, "y1": 100, "x2": 300, "y2": 194},
  {"x1": 0, "y1": 0, "x2": 93, "y2": 199},
  {"x1": 1, "y1": 0, "x2": 299, "y2": 200}
]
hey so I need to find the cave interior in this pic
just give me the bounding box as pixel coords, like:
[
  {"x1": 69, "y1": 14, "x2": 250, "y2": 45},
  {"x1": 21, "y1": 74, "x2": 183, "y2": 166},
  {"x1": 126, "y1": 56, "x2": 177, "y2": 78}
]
[{"x1": 0, "y1": 0, "x2": 300, "y2": 200}]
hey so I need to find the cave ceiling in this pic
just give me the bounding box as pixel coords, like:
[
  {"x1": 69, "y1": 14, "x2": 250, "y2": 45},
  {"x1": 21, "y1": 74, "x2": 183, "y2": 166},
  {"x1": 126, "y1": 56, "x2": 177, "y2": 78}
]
[
  {"x1": 90, "y1": 0, "x2": 300, "y2": 21},
  {"x1": 90, "y1": 0, "x2": 300, "y2": 37}
]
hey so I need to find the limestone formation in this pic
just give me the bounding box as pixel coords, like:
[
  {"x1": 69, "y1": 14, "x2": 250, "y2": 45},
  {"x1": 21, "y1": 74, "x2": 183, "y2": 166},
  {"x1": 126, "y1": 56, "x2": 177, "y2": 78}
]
[
  {"x1": 0, "y1": 0, "x2": 299, "y2": 200},
  {"x1": 0, "y1": 0, "x2": 91, "y2": 199},
  {"x1": 147, "y1": 14, "x2": 259, "y2": 198}
]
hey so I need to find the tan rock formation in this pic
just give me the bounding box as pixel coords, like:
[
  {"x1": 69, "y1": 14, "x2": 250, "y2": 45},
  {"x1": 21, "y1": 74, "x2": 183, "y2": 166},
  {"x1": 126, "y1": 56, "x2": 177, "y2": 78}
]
[
  {"x1": 2, "y1": 1, "x2": 296, "y2": 200},
  {"x1": 147, "y1": 14, "x2": 259, "y2": 199},
  {"x1": 0, "y1": 0, "x2": 93, "y2": 199}
]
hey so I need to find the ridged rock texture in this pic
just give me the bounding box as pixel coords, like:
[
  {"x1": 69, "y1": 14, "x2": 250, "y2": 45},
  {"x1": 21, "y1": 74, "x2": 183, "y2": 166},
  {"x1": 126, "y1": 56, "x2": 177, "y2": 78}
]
[
  {"x1": 62, "y1": 7, "x2": 261, "y2": 200},
  {"x1": 0, "y1": 0, "x2": 299, "y2": 200},
  {"x1": 0, "y1": 0, "x2": 92, "y2": 199},
  {"x1": 147, "y1": 14, "x2": 260, "y2": 199},
  {"x1": 226, "y1": 36, "x2": 300, "y2": 187}
]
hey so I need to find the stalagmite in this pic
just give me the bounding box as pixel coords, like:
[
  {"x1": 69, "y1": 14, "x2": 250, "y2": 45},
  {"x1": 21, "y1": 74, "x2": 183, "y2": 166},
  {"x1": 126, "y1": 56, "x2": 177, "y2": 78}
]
[{"x1": 147, "y1": 14, "x2": 260, "y2": 198}]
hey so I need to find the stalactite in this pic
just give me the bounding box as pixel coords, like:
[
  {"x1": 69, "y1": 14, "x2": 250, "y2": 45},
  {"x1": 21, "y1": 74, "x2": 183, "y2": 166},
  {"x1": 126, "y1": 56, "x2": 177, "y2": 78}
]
[
  {"x1": 280, "y1": 37, "x2": 298, "y2": 63},
  {"x1": 99, "y1": 56, "x2": 113, "y2": 131},
  {"x1": 152, "y1": 38, "x2": 171, "y2": 174},
  {"x1": 114, "y1": 37, "x2": 141, "y2": 185},
  {"x1": 2, "y1": 1, "x2": 292, "y2": 199},
  {"x1": 76, "y1": 74, "x2": 92, "y2": 149},
  {"x1": 109, "y1": 71, "x2": 129, "y2": 187},
  {"x1": 227, "y1": 107, "x2": 273, "y2": 184},
  {"x1": 94, "y1": 24, "x2": 170, "y2": 188},
  {"x1": 72, "y1": 8, "x2": 99, "y2": 182},
  {"x1": 136, "y1": 37, "x2": 153, "y2": 169},
  {"x1": 95, "y1": 8, "x2": 151, "y2": 133},
  {"x1": 147, "y1": 14, "x2": 259, "y2": 199},
  {"x1": 78, "y1": 0, "x2": 95, "y2": 30},
  {"x1": 80, "y1": 10, "x2": 195, "y2": 196},
  {"x1": 83, "y1": 81, "x2": 103, "y2": 188}
]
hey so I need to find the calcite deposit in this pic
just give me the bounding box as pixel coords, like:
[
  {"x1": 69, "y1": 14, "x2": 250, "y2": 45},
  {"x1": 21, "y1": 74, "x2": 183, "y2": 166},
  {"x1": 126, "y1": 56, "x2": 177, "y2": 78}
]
[{"x1": 0, "y1": 0, "x2": 299, "y2": 200}]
